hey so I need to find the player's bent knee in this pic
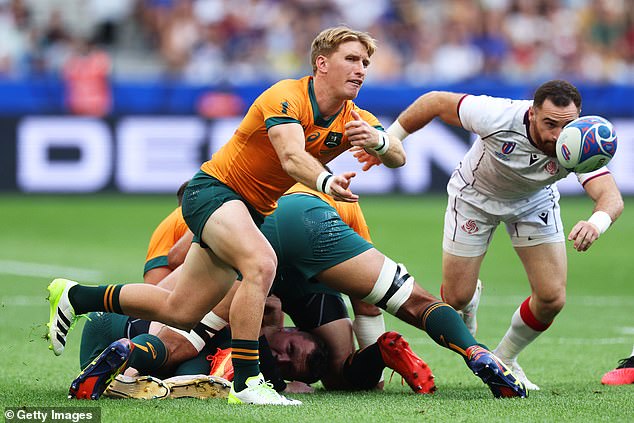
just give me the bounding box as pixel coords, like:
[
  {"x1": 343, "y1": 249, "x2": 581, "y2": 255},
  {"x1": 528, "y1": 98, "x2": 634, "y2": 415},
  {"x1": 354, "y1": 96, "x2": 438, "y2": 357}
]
[
  {"x1": 362, "y1": 257, "x2": 414, "y2": 315},
  {"x1": 439, "y1": 287, "x2": 470, "y2": 310},
  {"x1": 243, "y1": 257, "x2": 277, "y2": 290}
]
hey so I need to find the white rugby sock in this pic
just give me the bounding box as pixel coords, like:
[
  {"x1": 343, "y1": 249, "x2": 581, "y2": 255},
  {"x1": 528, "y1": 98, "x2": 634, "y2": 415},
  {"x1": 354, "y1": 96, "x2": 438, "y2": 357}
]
[{"x1": 494, "y1": 298, "x2": 550, "y2": 362}]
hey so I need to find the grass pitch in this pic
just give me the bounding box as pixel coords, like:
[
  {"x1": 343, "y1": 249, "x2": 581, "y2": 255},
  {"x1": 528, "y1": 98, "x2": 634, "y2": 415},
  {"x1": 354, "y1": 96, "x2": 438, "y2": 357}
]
[{"x1": 0, "y1": 194, "x2": 632, "y2": 422}]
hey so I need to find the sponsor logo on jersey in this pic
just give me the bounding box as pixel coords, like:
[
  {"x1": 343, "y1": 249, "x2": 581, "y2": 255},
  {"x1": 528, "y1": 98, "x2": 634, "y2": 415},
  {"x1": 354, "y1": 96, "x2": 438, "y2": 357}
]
[
  {"x1": 280, "y1": 101, "x2": 289, "y2": 115},
  {"x1": 324, "y1": 131, "x2": 343, "y2": 148},
  {"x1": 545, "y1": 161, "x2": 558, "y2": 175},
  {"x1": 306, "y1": 132, "x2": 320, "y2": 143},
  {"x1": 538, "y1": 212, "x2": 549, "y2": 224},
  {"x1": 529, "y1": 153, "x2": 540, "y2": 165},
  {"x1": 461, "y1": 219, "x2": 479, "y2": 234}
]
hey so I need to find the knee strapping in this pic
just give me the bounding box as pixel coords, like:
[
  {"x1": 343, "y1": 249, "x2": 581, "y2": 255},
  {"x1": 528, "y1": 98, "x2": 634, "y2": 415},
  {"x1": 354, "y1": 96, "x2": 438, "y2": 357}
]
[{"x1": 362, "y1": 257, "x2": 414, "y2": 315}]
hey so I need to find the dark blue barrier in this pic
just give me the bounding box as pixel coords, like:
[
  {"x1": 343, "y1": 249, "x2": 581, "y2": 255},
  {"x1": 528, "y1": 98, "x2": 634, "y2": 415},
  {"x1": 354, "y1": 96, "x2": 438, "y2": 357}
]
[{"x1": 1, "y1": 78, "x2": 633, "y2": 117}]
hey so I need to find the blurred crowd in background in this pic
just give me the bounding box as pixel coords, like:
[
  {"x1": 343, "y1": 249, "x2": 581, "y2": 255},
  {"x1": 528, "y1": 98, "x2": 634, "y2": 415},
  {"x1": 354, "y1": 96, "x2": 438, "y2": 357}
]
[{"x1": 1, "y1": 0, "x2": 633, "y2": 86}]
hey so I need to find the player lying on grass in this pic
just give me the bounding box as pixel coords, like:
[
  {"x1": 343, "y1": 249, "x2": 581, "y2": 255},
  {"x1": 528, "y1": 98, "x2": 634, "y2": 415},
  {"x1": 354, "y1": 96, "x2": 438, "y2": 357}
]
[
  {"x1": 49, "y1": 183, "x2": 527, "y2": 399},
  {"x1": 70, "y1": 296, "x2": 432, "y2": 400},
  {"x1": 70, "y1": 310, "x2": 324, "y2": 399}
]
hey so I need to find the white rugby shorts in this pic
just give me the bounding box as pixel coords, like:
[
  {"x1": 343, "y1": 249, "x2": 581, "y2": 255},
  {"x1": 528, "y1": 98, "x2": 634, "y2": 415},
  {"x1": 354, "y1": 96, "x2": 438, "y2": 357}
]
[{"x1": 443, "y1": 175, "x2": 565, "y2": 257}]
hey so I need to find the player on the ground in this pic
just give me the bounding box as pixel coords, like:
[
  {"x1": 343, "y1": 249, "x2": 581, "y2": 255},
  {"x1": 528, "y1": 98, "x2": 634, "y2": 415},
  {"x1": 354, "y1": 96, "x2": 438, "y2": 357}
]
[
  {"x1": 357, "y1": 79, "x2": 624, "y2": 390},
  {"x1": 70, "y1": 310, "x2": 327, "y2": 399},
  {"x1": 46, "y1": 26, "x2": 406, "y2": 406},
  {"x1": 601, "y1": 344, "x2": 634, "y2": 386},
  {"x1": 71, "y1": 293, "x2": 432, "y2": 400}
]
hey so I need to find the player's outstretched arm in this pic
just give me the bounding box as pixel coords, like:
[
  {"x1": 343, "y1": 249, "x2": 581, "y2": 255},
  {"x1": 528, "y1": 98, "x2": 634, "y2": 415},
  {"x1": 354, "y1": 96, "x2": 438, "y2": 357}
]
[
  {"x1": 354, "y1": 91, "x2": 465, "y2": 171},
  {"x1": 569, "y1": 174, "x2": 624, "y2": 252},
  {"x1": 269, "y1": 123, "x2": 358, "y2": 202}
]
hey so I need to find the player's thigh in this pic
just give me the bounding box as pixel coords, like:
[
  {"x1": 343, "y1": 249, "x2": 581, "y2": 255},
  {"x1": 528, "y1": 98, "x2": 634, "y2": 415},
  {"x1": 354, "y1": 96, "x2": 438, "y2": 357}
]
[
  {"x1": 166, "y1": 242, "x2": 236, "y2": 321},
  {"x1": 442, "y1": 251, "x2": 484, "y2": 297},
  {"x1": 181, "y1": 171, "x2": 276, "y2": 279},
  {"x1": 201, "y1": 200, "x2": 276, "y2": 279},
  {"x1": 316, "y1": 248, "x2": 385, "y2": 298},
  {"x1": 514, "y1": 242, "x2": 567, "y2": 301},
  {"x1": 271, "y1": 194, "x2": 374, "y2": 294},
  {"x1": 443, "y1": 187, "x2": 496, "y2": 276}
]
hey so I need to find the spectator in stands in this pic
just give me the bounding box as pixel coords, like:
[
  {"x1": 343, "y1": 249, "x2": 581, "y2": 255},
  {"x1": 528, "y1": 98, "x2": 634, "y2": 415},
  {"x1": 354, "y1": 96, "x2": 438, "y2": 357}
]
[{"x1": 62, "y1": 37, "x2": 111, "y2": 116}]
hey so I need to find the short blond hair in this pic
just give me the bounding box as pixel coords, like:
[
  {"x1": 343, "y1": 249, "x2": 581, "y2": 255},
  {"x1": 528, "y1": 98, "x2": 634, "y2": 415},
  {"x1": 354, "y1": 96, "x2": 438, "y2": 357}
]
[{"x1": 310, "y1": 26, "x2": 377, "y2": 74}]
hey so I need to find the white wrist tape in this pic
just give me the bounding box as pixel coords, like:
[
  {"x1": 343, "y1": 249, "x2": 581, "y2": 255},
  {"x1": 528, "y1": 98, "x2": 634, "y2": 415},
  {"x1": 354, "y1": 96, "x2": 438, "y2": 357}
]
[
  {"x1": 373, "y1": 131, "x2": 390, "y2": 155},
  {"x1": 386, "y1": 120, "x2": 410, "y2": 141},
  {"x1": 316, "y1": 171, "x2": 333, "y2": 195},
  {"x1": 588, "y1": 211, "x2": 612, "y2": 234}
]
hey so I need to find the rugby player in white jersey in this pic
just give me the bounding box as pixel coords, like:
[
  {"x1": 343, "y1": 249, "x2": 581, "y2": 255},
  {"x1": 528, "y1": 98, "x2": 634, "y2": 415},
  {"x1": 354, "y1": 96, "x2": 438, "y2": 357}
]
[{"x1": 357, "y1": 80, "x2": 624, "y2": 390}]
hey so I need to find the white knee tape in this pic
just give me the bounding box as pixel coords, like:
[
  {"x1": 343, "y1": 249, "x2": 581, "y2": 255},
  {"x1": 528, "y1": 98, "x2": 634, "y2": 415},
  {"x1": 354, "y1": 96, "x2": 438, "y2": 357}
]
[
  {"x1": 362, "y1": 257, "x2": 414, "y2": 315},
  {"x1": 166, "y1": 326, "x2": 206, "y2": 352}
]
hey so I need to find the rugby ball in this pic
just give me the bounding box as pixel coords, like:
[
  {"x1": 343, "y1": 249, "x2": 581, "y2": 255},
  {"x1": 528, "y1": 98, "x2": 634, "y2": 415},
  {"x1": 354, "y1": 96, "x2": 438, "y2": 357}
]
[{"x1": 556, "y1": 115, "x2": 617, "y2": 173}]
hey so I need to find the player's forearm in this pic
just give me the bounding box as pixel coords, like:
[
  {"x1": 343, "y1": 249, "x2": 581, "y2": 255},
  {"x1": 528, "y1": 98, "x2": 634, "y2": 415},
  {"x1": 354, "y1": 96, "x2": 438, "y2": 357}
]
[
  {"x1": 593, "y1": 190, "x2": 624, "y2": 222},
  {"x1": 279, "y1": 150, "x2": 329, "y2": 191},
  {"x1": 585, "y1": 175, "x2": 624, "y2": 222},
  {"x1": 370, "y1": 134, "x2": 406, "y2": 168},
  {"x1": 395, "y1": 91, "x2": 463, "y2": 135}
]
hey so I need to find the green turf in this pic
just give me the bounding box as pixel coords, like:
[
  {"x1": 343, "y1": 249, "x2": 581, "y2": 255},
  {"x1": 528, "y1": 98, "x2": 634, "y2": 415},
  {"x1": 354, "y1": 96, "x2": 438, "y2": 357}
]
[{"x1": 0, "y1": 194, "x2": 632, "y2": 422}]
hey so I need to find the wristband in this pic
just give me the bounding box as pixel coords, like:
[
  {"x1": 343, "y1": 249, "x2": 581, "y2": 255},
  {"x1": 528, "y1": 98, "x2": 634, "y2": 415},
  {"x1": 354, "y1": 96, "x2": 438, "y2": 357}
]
[
  {"x1": 588, "y1": 211, "x2": 611, "y2": 234},
  {"x1": 386, "y1": 120, "x2": 410, "y2": 140},
  {"x1": 373, "y1": 131, "x2": 390, "y2": 155},
  {"x1": 316, "y1": 171, "x2": 333, "y2": 195}
]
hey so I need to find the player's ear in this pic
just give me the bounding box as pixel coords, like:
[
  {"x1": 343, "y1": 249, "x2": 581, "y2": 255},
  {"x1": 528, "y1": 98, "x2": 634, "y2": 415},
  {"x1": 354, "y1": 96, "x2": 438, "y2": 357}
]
[{"x1": 315, "y1": 55, "x2": 328, "y2": 73}]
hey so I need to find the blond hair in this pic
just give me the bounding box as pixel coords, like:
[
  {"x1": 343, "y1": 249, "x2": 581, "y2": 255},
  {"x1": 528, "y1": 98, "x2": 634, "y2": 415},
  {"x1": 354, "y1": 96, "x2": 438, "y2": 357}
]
[{"x1": 310, "y1": 26, "x2": 377, "y2": 74}]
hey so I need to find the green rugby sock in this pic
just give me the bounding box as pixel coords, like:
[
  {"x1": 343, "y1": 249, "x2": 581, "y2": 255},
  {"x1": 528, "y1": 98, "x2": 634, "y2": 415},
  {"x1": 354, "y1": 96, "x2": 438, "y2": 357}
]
[
  {"x1": 129, "y1": 334, "x2": 168, "y2": 373},
  {"x1": 69, "y1": 284, "x2": 123, "y2": 315},
  {"x1": 421, "y1": 302, "x2": 486, "y2": 356},
  {"x1": 231, "y1": 339, "x2": 260, "y2": 392}
]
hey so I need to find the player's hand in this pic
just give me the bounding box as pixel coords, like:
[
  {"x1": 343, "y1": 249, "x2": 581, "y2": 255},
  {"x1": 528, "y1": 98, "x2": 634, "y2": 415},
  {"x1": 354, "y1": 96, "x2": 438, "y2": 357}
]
[
  {"x1": 329, "y1": 171, "x2": 358, "y2": 203},
  {"x1": 284, "y1": 381, "x2": 314, "y2": 394},
  {"x1": 346, "y1": 110, "x2": 382, "y2": 151},
  {"x1": 568, "y1": 220, "x2": 601, "y2": 252},
  {"x1": 350, "y1": 146, "x2": 382, "y2": 171}
]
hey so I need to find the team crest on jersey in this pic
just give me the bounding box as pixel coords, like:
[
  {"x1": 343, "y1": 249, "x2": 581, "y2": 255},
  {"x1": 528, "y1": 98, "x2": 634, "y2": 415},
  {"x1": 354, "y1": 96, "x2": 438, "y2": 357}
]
[
  {"x1": 460, "y1": 219, "x2": 479, "y2": 234},
  {"x1": 306, "y1": 132, "x2": 320, "y2": 143},
  {"x1": 324, "y1": 131, "x2": 343, "y2": 148},
  {"x1": 502, "y1": 142, "x2": 516, "y2": 154},
  {"x1": 545, "y1": 160, "x2": 558, "y2": 175}
]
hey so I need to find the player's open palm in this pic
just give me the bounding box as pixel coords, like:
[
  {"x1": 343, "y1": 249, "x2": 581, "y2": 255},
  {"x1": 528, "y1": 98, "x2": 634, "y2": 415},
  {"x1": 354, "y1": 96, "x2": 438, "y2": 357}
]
[
  {"x1": 351, "y1": 146, "x2": 381, "y2": 171},
  {"x1": 330, "y1": 171, "x2": 358, "y2": 202}
]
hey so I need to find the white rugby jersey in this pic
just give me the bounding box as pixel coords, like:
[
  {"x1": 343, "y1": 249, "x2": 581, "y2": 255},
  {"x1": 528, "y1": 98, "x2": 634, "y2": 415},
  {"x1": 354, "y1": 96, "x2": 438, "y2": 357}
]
[{"x1": 455, "y1": 94, "x2": 609, "y2": 200}]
